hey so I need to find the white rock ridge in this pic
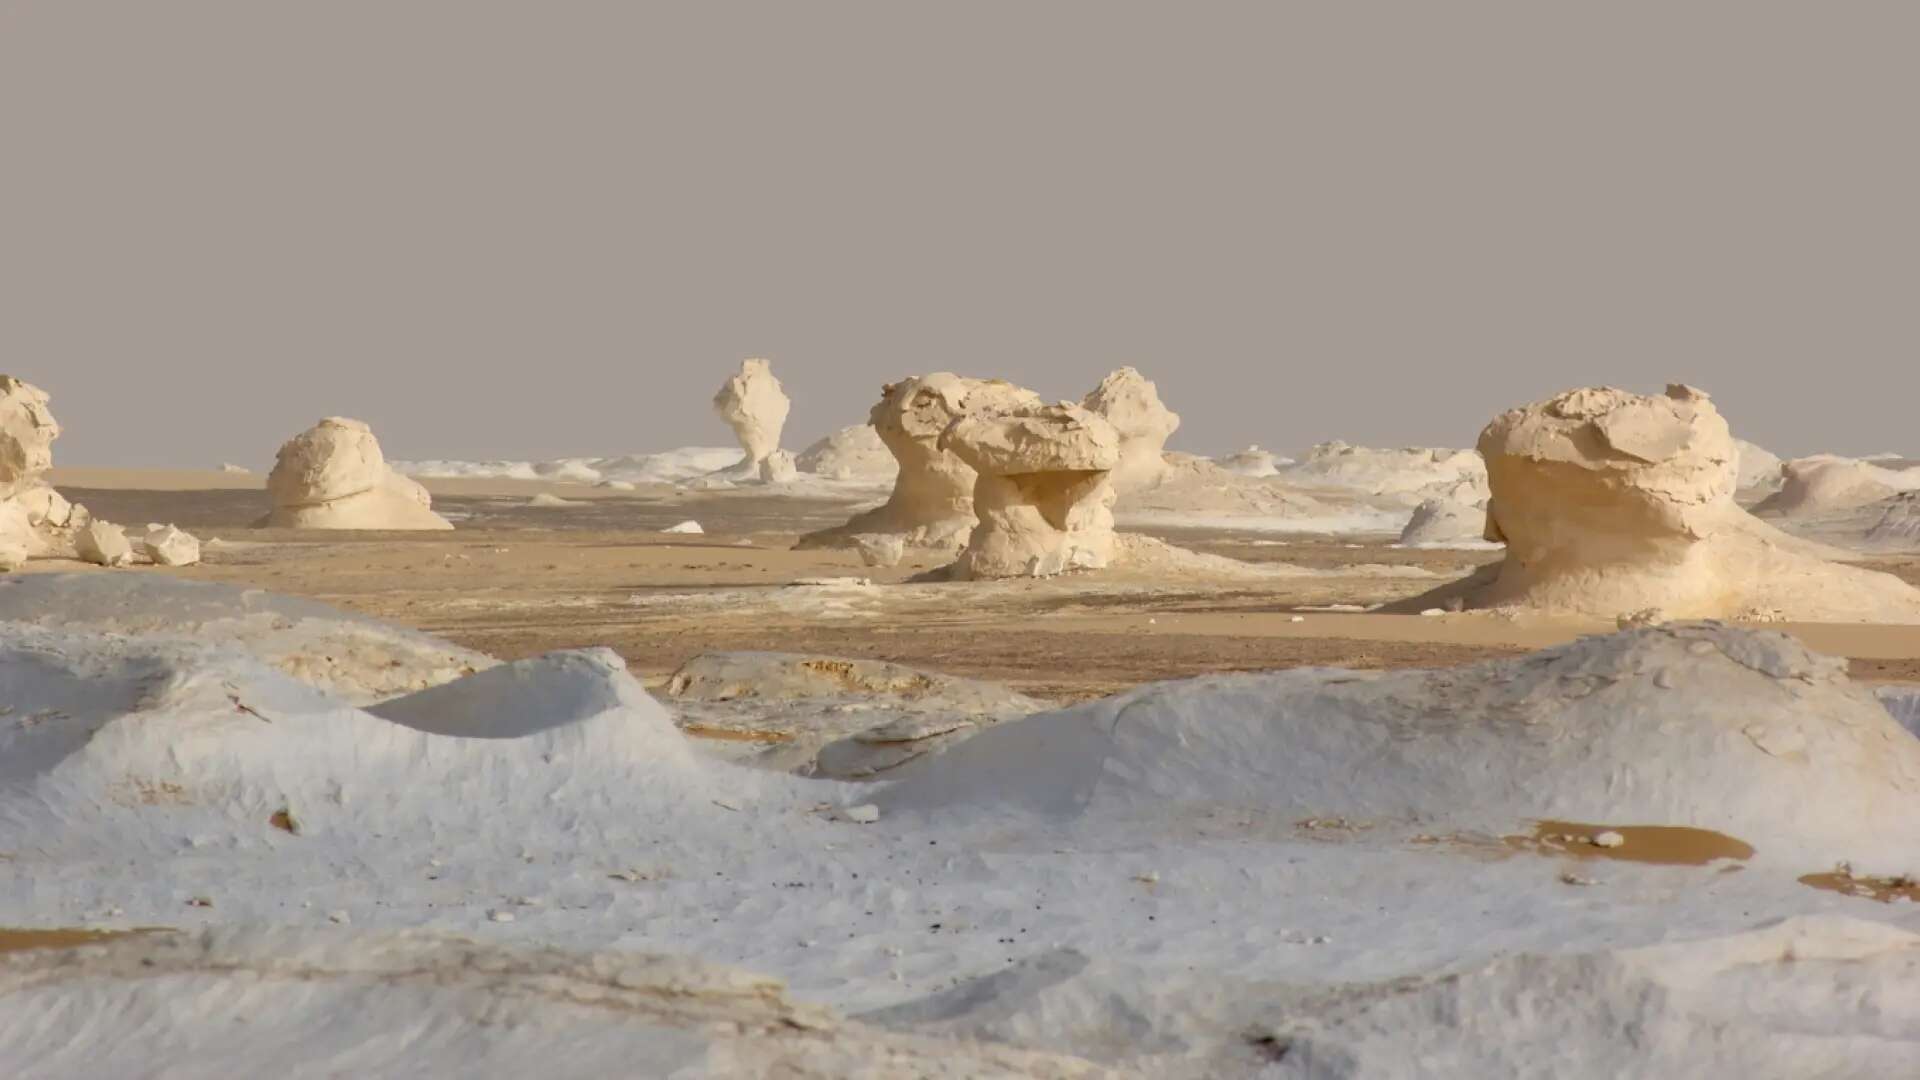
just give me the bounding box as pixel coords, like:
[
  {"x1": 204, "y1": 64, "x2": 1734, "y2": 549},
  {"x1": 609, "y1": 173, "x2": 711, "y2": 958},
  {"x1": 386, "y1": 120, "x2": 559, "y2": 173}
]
[
  {"x1": 799, "y1": 373, "x2": 1043, "y2": 552},
  {"x1": 1410, "y1": 385, "x2": 1920, "y2": 621},
  {"x1": 1752, "y1": 453, "x2": 1920, "y2": 517},
  {"x1": 941, "y1": 403, "x2": 1121, "y2": 579},
  {"x1": 1081, "y1": 366, "x2": 1179, "y2": 493},
  {"x1": 711, "y1": 358, "x2": 792, "y2": 482},
  {"x1": 257, "y1": 418, "x2": 452, "y2": 530},
  {"x1": 797, "y1": 424, "x2": 898, "y2": 482},
  {"x1": 1397, "y1": 497, "x2": 1489, "y2": 547}
]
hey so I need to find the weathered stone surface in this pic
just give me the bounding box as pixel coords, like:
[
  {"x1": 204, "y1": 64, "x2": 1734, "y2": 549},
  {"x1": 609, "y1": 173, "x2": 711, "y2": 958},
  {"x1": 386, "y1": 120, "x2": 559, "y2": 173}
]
[
  {"x1": 712, "y1": 358, "x2": 790, "y2": 473},
  {"x1": 1081, "y1": 367, "x2": 1179, "y2": 492},
  {"x1": 258, "y1": 418, "x2": 452, "y2": 530},
  {"x1": 76, "y1": 521, "x2": 135, "y2": 567},
  {"x1": 798, "y1": 373, "x2": 1043, "y2": 551},
  {"x1": 941, "y1": 403, "x2": 1121, "y2": 579},
  {"x1": 140, "y1": 523, "x2": 202, "y2": 567}
]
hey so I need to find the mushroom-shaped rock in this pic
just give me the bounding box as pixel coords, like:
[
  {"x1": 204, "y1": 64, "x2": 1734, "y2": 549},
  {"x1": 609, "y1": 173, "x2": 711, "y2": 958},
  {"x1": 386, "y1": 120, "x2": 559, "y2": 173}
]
[
  {"x1": 1081, "y1": 367, "x2": 1180, "y2": 492},
  {"x1": 797, "y1": 424, "x2": 898, "y2": 482},
  {"x1": 257, "y1": 418, "x2": 452, "y2": 530},
  {"x1": 139, "y1": 524, "x2": 202, "y2": 567},
  {"x1": 712, "y1": 358, "x2": 791, "y2": 477},
  {"x1": 1404, "y1": 385, "x2": 1920, "y2": 621},
  {"x1": 76, "y1": 521, "x2": 135, "y2": 567},
  {"x1": 798, "y1": 374, "x2": 1044, "y2": 551},
  {"x1": 1398, "y1": 498, "x2": 1489, "y2": 547},
  {"x1": 940, "y1": 403, "x2": 1121, "y2": 579}
]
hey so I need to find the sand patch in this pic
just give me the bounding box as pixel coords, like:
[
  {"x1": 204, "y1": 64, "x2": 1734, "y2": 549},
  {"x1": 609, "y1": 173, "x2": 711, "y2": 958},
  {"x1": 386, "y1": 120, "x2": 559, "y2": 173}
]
[{"x1": 1506, "y1": 821, "x2": 1755, "y2": 866}]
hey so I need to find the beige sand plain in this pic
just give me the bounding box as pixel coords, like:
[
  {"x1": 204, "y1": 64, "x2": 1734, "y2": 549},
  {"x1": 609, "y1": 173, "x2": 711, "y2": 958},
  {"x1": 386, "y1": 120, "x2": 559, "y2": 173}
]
[{"x1": 40, "y1": 468, "x2": 1920, "y2": 700}]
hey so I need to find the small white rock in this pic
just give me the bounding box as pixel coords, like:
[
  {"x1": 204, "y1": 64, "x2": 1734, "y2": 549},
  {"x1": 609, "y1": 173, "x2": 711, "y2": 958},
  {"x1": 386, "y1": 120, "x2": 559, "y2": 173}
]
[
  {"x1": 328, "y1": 910, "x2": 351, "y2": 924},
  {"x1": 842, "y1": 804, "x2": 881, "y2": 824},
  {"x1": 488, "y1": 910, "x2": 515, "y2": 923},
  {"x1": 1419, "y1": 608, "x2": 1447, "y2": 617},
  {"x1": 1289, "y1": 615, "x2": 1306, "y2": 623},
  {"x1": 662, "y1": 520, "x2": 704, "y2": 534},
  {"x1": 1592, "y1": 830, "x2": 1626, "y2": 848}
]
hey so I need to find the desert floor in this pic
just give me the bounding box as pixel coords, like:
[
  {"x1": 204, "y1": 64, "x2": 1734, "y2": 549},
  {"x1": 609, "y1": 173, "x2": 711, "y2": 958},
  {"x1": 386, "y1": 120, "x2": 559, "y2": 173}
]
[{"x1": 46, "y1": 468, "x2": 1920, "y2": 699}]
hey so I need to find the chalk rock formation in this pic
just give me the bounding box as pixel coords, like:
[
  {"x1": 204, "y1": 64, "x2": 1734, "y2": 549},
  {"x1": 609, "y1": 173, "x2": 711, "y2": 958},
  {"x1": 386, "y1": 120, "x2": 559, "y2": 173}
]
[
  {"x1": 1865, "y1": 493, "x2": 1920, "y2": 551},
  {"x1": 1215, "y1": 445, "x2": 1284, "y2": 477},
  {"x1": 258, "y1": 418, "x2": 453, "y2": 530},
  {"x1": 798, "y1": 374, "x2": 1043, "y2": 551},
  {"x1": 940, "y1": 403, "x2": 1121, "y2": 579},
  {"x1": 0, "y1": 375, "x2": 90, "y2": 565},
  {"x1": 797, "y1": 424, "x2": 898, "y2": 482},
  {"x1": 1733, "y1": 438, "x2": 1783, "y2": 494},
  {"x1": 1398, "y1": 498, "x2": 1489, "y2": 547},
  {"x1": 1752, "y1": 454, "x2": 1920, "y2": 518},
  {"x1": 1406, "y1": 385, "x2": 1920, "y2": 621},
  {"x1": 711, "y1": 358, "x2": 791, "y2": 480},
  {"x1": 75, "y1": 521, "x2": 134, "y2": 567},
  {"x1": 1081, "y1": 367, "x2": 1179, "y2": 492},
  {"x1": 1280, "y1": 442, "x2": 1491, "y2": 505},
  {"x1": 139, "y1": 523, "x2": 201, "y2": 567}
]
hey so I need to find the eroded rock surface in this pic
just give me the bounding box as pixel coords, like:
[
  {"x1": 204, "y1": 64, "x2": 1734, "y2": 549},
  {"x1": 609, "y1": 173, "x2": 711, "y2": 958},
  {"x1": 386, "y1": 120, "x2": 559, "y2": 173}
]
[
  {"x1": 258, "y1": 418, "x2": 452, "y2": 530},
  {"x1": 942, "y1": 403, "x2": 1121, "y2": 579}
]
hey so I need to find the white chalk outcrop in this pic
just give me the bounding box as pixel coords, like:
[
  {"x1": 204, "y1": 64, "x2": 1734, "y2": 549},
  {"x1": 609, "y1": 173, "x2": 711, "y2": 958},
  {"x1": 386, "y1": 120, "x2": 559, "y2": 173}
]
[
  {"x1": 0, "y1": 375, "x2": 89, "y2": 564},
  {"x1": 1752, "y1": 454, "x2": 1920, "y2": 518},
  {"x1": 257, "y1": 418, "x2": 452, "y2": 530},
  {"x1": 940, "y1": 403, "x2": 1121, "y2": 579},
  {"x1": 139, "y1": 523, "x2": 201, "y2": 566},
  {"x1": 1213, "y1": 445, "x2": 1285, "y2": 477},
  {"x1": 797, "y1": 424, "x2": 898, "y2": 482},
  {"x1": 711, "y1": 358, "x2": 793, "y2": 483},
  {"x1": 1733, "y1": 437, "x2": 1784, "y2": 494},
  {"x1": 799, "y1": 373, "x2": 1043, "y2": 552},
  {"x1": 1080, "y1": 367, "x2": 1179, "y2": 492},
  {"x1": 1278, "y1": 441, "x2": 1490, "y2": 505},
  {"x1": 1410, "y1": 385, "x2": 1920, "y2": 621},
  {"x1": 1397, "y1": 497, "x2": 1490, "y2": 547}
]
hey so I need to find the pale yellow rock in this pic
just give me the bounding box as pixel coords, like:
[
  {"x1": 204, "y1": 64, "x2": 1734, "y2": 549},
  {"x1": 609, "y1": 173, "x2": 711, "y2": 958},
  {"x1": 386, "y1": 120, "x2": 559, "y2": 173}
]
[
  {"x1": 799, "y1": 373, "x2": 1043, "y2": 551},
  {"x1": 0, "y1": 375, "x2": 89, "y2": 563},
  {"x1": 76, "y1": 520, "x2": 135, "y2": 567},
  {"x1": 941, "y1": 402, "x2": 1121, "y2": 579},
  {"x1": 1419, "y1": 385, "x2": 1920, "y2": 622},
  {"x1": 712, "y1": 358, "x2": 791, "y2": 473},
  {"x1": 258, "y1": 418, "x2": 452, "y2": 530},
  {"x1": 1082, "y1": 366, "x2": 1180, "y2": 493},
  {"x1": 797, "y1": 424, "x2": 897, "y2": 481},
  {"x1": 1752, "y1": 454, "x2": 1910, "y2": 517},
  {"x1": 140, "y1": 523, "x2": 202, "y2": 567}
]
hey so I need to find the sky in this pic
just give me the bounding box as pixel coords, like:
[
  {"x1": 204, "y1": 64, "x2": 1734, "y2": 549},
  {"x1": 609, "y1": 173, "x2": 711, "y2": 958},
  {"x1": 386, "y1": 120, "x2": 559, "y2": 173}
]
[{"x1": 3, "y1": 2, "x2": 1915, "y2": 468}]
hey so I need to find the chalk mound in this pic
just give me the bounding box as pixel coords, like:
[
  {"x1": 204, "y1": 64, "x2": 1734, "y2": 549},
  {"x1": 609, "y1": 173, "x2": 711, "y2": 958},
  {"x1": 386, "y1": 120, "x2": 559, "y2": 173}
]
[
  {"x1": 258, "y1": 418, "x2": 452, "y2": 530},
  {"x1": 797, "y1": 424, "x2": 898, "y2": 482},
  {"x1": 1213, "y1": 445, "x2": 1286, "y2": 477},
  {"x1": 941, "y1": 403, "x2": 1121, "y2": 579},
  {"x1": 662, "y1": 651, "x2": 1041, "y2": 775},
  {"x1": 1278, "y1": 441, "x2": 1490, "y2": 505},
  {"x1": 798, "y1": 373, "x2": 1043, "y2": 552},
  {"x1": 880, "y1": 623, "x2": 1920, "y2": 872},
  {"x1": 0, "y1": 930, "x2": 1103, "y2": 1078},
  {"x1": 1281, "y1": 916, "x2": 1920, "y2": 1077},
  {"x1": 1733, "y1": 437, "x2": 1784, "y2": 494},
  {"x1": 0, "y1": 573, "x2": 491, "y2": 704},
  {"x1": 1080, "y1": 367, "x2": 1179, "y2": 493},
  {"x1": 1396, "y1": 497, "x2": 1490, "y2": 547},
  {"x1": 1864, "y1": 493, "x2": 1920, "y2": 551},
  {"x1": 1414, "y1": 385, "x2": 1920, "y2": 620},
  {"x1": 1753, "y1": 454, "x2": 1920, "y2": 517}
]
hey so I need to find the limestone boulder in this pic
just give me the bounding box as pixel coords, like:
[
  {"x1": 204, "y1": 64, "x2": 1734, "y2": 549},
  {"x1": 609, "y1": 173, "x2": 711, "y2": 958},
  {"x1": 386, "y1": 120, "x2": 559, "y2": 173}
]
[
  {"x1": 0, "y1": 375, "x2": 59, "y2": 499},
  {"x1": 1081, "y1": 367, "x2": 1179, "y2": 492},
  {"x1": 140, "y1": 523, "x2": 202, "y2": 567},
  {"x1": 798, "y1": 374, "x2": 1043, "y2": 552},
  {"x1": 940, "y1": 403, "x2": 1121, "y2": 579},
  {"x1": 257, "y1": 418, "x2": 452, "y2": 530},
  {"x1": 1398, "y1": 498, "x2": 1488, "y2": 547},
  {"x1": 76, "y1": 521, "x2": 135, "y2": 567}
]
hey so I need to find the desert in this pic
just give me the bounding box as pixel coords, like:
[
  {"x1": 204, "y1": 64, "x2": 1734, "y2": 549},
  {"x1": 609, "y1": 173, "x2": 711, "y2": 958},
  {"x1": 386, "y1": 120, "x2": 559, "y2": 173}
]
[{"x1": 7, "y1": 5, "x2": 1920, "y2": 1076}]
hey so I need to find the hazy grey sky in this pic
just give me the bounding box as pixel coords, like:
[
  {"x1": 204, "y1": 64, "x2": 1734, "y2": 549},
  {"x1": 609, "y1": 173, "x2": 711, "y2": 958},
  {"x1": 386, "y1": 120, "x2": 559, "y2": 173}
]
[{"x1": 4, "y1": 2, "x2": 1914, "y2": 468}]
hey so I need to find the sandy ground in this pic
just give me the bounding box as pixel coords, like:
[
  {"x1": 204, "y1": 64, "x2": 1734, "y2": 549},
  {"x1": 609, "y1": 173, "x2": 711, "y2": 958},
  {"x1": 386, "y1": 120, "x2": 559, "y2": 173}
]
[{"x1": 43, "y1": 468, "x2": 1920, "y2": 700}]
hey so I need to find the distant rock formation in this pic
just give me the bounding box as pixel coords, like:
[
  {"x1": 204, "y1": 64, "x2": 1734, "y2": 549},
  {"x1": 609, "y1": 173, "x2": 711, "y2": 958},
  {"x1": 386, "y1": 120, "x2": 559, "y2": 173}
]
[
  {"x1": 1397, "y1": 497, "x2": 1488, "y2": 547},
  {"x1": 711, "y1": 358, "x2": 792, "y2": 483},
  {"x1": 1752, "y1": 454, "x2": 1919, "y2": 517},
  {"x1": 257, "y1": 418, "x2": 453, "y2": 530},
  {"x1": 1279, "y1": 441, "x2": 1490, "y2": 506},
  {"x1": 797, "y1": 424, "x2": 898, "y2": 482},
  {"x1": 798, "y1": 374, "x2": 1042, "y2": 552},
  {"x1": 1401, "y1": 385, "x2": 1920, "y2": 621},
  {"x1": 1732, "y1": 438, "x2": 1783, "y2": 494},
  {"x1": 1081, "y1": 367, "x2": 1179, "y2": 493},
  {"x1": 941, "y1": 403, "x2": 1121, "y2": 579},
  {"x1": 1214, "y1": 446, "x2": 1285, "y2": 477}
]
